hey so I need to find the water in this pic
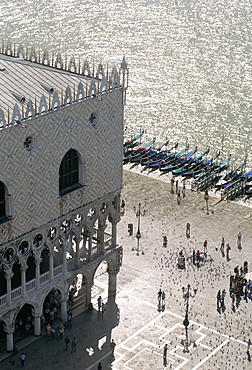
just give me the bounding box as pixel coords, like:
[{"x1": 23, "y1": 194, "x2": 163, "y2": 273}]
[{"x1": 0, "y1": 0, "x2": 251, "y2": 168}]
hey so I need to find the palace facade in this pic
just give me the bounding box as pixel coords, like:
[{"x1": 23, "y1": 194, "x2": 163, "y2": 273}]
[{"x1": 0, "y1": 41, "x2": 128, "y2": 352}]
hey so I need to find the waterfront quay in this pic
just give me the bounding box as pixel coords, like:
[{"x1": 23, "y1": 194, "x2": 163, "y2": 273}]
[{"x1": 1, "y1": 169, "x2": 252, "y2": 369}]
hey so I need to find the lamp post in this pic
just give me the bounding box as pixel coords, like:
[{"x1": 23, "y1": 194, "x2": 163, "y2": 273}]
[
  {"x1": 133, "y1": 203, "x2": 146, "y2": 255},
  {"x1": 204, "y1": 190, "x2": 209, "y2": 215},
  {"x1": 181, "y1": 284, "x2": 197, "y2": 353}
]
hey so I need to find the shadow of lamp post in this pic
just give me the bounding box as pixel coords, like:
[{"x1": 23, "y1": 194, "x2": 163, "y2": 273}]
[
  {"x1": 133, "y1": 203, "x2": 146, "y2": 256},
  {"x1": 181, "y1": 284, "x2": 197, "y2": 353}
]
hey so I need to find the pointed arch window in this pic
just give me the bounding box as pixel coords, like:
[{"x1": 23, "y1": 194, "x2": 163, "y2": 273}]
[{"x1": 59, "y1": 149, "x2": 81, "y2": 196}]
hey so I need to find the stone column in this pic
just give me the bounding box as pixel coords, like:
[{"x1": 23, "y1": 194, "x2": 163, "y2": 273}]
[
  {"x1": 111, "y1": 219, "x2": 119, "y2": 248},
  {"x1": 49, "y1": 252, "x2": 54, "y2": 281},
  {"x1": 62, "y1": 245, "x2": 68, "y2": 275},
  {"x1": 98, "y1": 224, "x2": 106, "y2": 254},
  {"x1": 61, "y1": 299, "x2": 67, "y2": 321},
  {"x1": 85, "y1": 282, "x2": 92, "y2": 307},
  {"x1": 21, "y1": 265, "x2": 28, "y2": 297},
  {"x1": 4, "y1": 270, "x2": 13, "y2": 305},
  {"x1": 34, "y1": 316, "x2": 41, "y2": 336},
  {"x1": 75, "y1": 238, "x2": 81, "y2": 267},
  {"x1": 107, "y1": 268, "x2": 119, "y2": 296},
  {"x1": 6, "y1": 331, "x2": 14, "y2": 352},
  {"x1": 35, "y1": 258, "x2": 42, "y2": 289},
  {"x1": 88, "y1": 232, "x2": 93, "y2": 261}
]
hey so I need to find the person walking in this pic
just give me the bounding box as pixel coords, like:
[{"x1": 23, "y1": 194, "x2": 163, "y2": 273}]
[
  {"x1": 226, "y1": 243, "x2": 231, "y2": 261},
  {"x1": 237, "y1": 231, "x2": 242, "y2": 250},
  {"x1": 97, "y1": 363, "x2": 102, "y2": 370},
  {"x1": 203, "y1": 240, "x2": 208, "y2": 257},
  {"x1": 46, "y1": 323, "x2": 51, "y2": 337},
  {"x1": 157, "y1": 289, "x2": 162, "y2": 305},
  {"x1": 175, "y1": 180, "x2": 178, "y2": 194},
  {"x1": 97, "y1": 296, "x2": 102, "y2": 312},
  {"x1": 110, "y1": 339, "x2": 116, "y2": 355},
  {"x1": 50, "y1": 326, "x2": 56, "y2": 340},
  {"x1": 19, "y1": 353, "x2": 26, "y2": 368},
  {"x1": 67, "y1": 311, "x2": 72, "y2": 328},
  {"x1": 220, "y1": 237, "x2": 225, "y2": 256},
  {"x1": 9, "y1": 356, "x2": 15, "y2": 368},
  {"x1": 186, "y1": 222, "x2": 190, "y2": 238},
  {"x1": 71, "y1": 337, "x2": 77, "y2": 352},
  {"x1": 65, "y1": 335, "x2": 70, "y2": 350}
]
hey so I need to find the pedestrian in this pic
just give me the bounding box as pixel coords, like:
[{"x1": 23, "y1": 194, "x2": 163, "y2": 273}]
[
  {"x1": 220, "y1": 237, "x2": 225, "y2": 256},
  {"x1": 9, "y1": 356, "x2": 15, "y2": 368},
  {"x1": 46, "y1": 323, "x2": 51, "y2": 337},
  {"x1": 97, "y1": 363, "x2": 102, "y2": 370},
  {"x1": 182, "y1": 180, "x2": 186, "y2": 197},
  {"x1": 226, "y1": 243, "x2": 231, "y2": 261},
  {"x1": 97, "y1": 296, "x2": 102, "y2": 312},
  {"x1": 65, "y1": 335, "x2": 70, "y2": 350},
  {"x1": 71, "y1": 337, "x2": 77, "y2": 352},
  {"x1": 163, "y1": 235, "x2": 167, "y2": 247},
  {"x1": 177, "y1": 190, "x2": 181, "y2": 204},
  {"x1": 50, "y1": 326, "x2": 56, "y2": 340},
  {"x1": 121, "y1": 199, "x2": 125, "y2": 213},
  {"x1": 157, "y1": 289, "x2": 162, "y2": 305},
  {"x1": 175, "y1": 180, "x2": 178, "y2": 194},
  {"x1": 186, "y1": 222, "x2": 190, "y2": 238},
  {"x1": 163, "y1": 343, "x2": 168, "y2": 367},
  {"x1": 237, "y1": 231, "x2": 242, "y2": 249},
  {"x1": 162, "y1": 291, "x2": 166, "y2": 306},
  {"x1": 101, "y1": 302, "x2": 106, "y2": 316},
  {"x1": 19, "y1": 353, "x2": 26, "y2": 368},
  {"x1": 58, "y1": 323, "x2": 65, "y2": 339},
  {"x1": 217, "y1": 290, "x2": 221, "y2": 309},
  {"x1": 110, "y1": 339, "x2": 116, "y2": 355},
  {"x1": 67, "y1": 311, "x2": 72, "y2": 328},
  {"x1": 203, "y1": 240, "x2": 207, "y2": 257}
]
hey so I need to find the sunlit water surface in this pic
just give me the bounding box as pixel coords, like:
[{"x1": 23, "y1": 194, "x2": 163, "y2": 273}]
[{"x1": 0, "y1": 0, "x2": 251, "y2": 174}]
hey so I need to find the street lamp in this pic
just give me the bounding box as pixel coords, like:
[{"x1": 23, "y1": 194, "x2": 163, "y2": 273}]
[
  {"x1": 133, "y1": 203, "x2": 146, "y2": 255},
  {"x1": 181, "y1": 284, "x2": 197, "y2": 353},
  {"x1": 204, "y1": 190, "x2": 209, "y2": 215}
]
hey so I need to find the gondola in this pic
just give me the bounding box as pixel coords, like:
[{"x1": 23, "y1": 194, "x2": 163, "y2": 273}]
[
  {"x1": 160, "y1": 147, "x2": 198, "y2": 175},
  {"x1": 148, "y1": 146, "x2": 189, "y2": 173},
  {"x1": 172, "y1": 149, "x2": 210, "y2": 176}
]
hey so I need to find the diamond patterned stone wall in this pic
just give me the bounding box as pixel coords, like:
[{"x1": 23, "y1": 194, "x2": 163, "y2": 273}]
[{"x1": 0, "y1": 88, "x2": 124, "y2": 244}]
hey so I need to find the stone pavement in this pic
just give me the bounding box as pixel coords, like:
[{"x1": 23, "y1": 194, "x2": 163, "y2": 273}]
[{"x1": 1, "y1": 169, "x2": 252, "y2": 369}]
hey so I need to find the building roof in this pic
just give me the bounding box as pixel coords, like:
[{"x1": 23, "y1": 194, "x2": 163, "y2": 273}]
[{"x1": 0, "y1": 54, "x2": 91, "y2": 120}]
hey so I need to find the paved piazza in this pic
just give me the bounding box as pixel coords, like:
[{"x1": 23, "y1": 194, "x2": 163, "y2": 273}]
[{"x1": 1, "y1": 169, "x2": 252, "y2": 369}]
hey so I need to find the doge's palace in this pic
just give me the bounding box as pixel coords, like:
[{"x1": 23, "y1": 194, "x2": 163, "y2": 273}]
[{"x1": 0, "y1": 40, "x2": 127, "y2": 352}]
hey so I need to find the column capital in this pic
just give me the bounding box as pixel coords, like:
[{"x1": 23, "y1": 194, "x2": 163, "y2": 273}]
[
  {"x1": 107, "y1": 268, "x2": 120, "y2": 276},
  {"x1": 4, "y1": 271, "x2": 14, "y2": 280},
  {"x1": 35, "y1": 258, "x2": 42, "y2": 265}
]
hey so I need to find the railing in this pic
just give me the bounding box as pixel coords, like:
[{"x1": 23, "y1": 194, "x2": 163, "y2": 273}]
[
  {"x1": 53, "y1": 265, "x2": 63, "y2": 277},
  {"x1": 0, "y1": 294, "x2": 7, "y2": 307},
  {"x1": 11, "y1": 286, "x2": 22, "y2": 300},
  {"x1": 26, "y1": 279, "x2": 36, "y2": 292},
  {"x1": 40, "y1": 272, "x2": 50, "y2": 285}
]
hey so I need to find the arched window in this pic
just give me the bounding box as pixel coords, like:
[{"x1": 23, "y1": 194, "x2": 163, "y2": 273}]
[
  {"x1": 59, "y1": 149, "x2": 80, "y2": 195},
  {"x1": 0, "y1": 181, "x2": 6, "y2": 222}
]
